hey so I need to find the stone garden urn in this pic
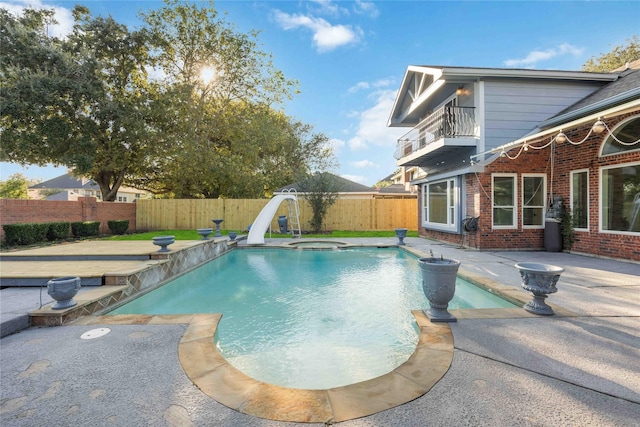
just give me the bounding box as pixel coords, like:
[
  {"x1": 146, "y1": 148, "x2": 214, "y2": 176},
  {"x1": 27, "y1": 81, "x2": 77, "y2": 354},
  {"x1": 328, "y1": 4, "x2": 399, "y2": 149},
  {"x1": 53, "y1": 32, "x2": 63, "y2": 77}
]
[
  {"x1": 197, "y1": 228, "x2": 213, "y2": 240},
  {"x1": 515, "y1": 262, "x2": 564, "y2": 315},
  {"x1": 152, "y1": 235, "x2": 175, "y2": 253},
  {"x1": 212, "y1": 219, "x2": 224, "y2": 237},
  {"x1": 228, "y1": 231, "x2": 238, "y2": 241},
  {"x1": 47, "y1": 276, "x2": 81, "y2": 310},
  {"x1": 418, "y1": 257, "x2": 461, "y2": 322},
  {"x1": 395, "y1": 228, "x2": 408, "y2": 245}
]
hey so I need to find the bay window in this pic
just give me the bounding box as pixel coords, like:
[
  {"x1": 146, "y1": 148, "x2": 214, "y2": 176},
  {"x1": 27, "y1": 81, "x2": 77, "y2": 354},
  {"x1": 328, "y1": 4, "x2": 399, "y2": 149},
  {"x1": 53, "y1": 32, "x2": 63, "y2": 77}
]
[{"x1": 422, "y1": 178, "x2": 458, "y2": 231}]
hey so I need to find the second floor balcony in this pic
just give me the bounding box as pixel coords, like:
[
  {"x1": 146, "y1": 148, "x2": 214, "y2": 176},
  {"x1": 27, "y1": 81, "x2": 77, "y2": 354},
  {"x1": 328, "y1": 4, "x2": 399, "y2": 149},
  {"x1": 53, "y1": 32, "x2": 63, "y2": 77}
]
[{"x1": 394, "y1": 106, "x2": 478, "y2": 166}]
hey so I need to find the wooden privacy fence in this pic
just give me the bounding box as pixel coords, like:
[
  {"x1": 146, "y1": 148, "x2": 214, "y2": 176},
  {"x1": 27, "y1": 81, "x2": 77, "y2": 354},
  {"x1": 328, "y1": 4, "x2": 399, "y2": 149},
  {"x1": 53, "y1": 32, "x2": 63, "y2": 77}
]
[{"x1": 136, "y1": 198, "x2": 417, "y2": 232}]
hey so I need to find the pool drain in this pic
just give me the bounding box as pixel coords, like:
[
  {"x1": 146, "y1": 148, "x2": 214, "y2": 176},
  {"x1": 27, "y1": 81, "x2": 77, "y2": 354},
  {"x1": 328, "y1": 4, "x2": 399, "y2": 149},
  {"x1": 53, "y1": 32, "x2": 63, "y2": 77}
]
[{"x1": 80, "y1": 328, "x2": 111, "y2": 340}]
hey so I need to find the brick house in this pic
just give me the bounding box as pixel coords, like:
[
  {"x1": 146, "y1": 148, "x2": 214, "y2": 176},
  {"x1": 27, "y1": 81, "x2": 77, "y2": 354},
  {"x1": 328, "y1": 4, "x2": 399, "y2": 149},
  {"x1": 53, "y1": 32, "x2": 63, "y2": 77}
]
[
  {"x1": 389, "y1": 62, "x2": 640, "y2": 262},
  {"x1": 28, "y1": 173, "x2": 149, "y2": 202}
]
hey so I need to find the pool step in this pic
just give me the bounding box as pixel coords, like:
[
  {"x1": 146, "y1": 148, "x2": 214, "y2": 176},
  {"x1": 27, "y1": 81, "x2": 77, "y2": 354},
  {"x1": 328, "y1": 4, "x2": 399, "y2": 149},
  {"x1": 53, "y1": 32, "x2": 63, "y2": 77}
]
[{"x1": 28, "y1": 239, "x2": 233, "y2": 328}]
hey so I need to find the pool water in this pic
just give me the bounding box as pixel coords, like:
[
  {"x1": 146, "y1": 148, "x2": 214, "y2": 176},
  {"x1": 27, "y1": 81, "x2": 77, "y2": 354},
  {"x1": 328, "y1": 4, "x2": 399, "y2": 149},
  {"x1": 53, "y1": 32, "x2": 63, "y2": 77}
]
[
  {"x1": 287, "y1": 240, "x2": 346, "y2": 248},
  {"x1": 110, "y1": 248, "x2": 516, "y2": 389}
]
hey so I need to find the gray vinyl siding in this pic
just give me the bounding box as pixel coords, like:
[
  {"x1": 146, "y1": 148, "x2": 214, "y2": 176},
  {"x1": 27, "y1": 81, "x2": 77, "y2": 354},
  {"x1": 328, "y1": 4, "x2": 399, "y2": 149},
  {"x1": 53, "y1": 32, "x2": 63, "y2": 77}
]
[{"x1": 483, "y1": 80, "x2": 604, "y2": 150}]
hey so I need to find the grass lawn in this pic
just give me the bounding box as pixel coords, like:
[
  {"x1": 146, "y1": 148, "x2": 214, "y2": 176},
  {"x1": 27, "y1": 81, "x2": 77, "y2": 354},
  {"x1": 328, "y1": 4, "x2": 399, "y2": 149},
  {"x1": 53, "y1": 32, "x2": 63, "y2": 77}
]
[{"x1": 105, "y1": 229, "x2": 419, "y2": 240}]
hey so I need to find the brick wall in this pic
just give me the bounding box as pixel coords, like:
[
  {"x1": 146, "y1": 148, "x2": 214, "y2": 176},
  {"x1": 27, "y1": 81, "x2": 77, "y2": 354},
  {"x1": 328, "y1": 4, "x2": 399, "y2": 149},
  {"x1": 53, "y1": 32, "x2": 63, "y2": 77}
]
[
  {"x1": 417, "y1": 112, "x2": 640, "y2": 262},
  {"x1": 0, "y1": 197, "x2": 136, "y2": 241},
  {"x1": 549, "y1": 113, "x2": 640, "y2": 261}
]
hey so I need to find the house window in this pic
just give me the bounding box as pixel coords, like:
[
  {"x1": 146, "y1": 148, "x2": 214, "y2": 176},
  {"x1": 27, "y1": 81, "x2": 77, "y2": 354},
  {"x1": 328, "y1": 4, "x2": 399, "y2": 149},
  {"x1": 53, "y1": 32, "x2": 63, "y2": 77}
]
[
  {"x1": 422, "y1": 178, "x2": 458, "y2": 231},
  {"x1": 117, "y1": 196, "x2": 127, "y2": 203},
  {"x1": 600, "y1": 116, "x2": 640, "y2": 156},
  {"x1": 492, "y1": 174, "x2": 516, "y2": 228},
  {"x1": 522, "y1": 174, "x2": 546, "y2": 228},
  {"x1": 600, "y1": 162, "x2": 640, "y2": 233},
  {"x1": 571, "y1": 170, "x2": 589, "y2": 230}
]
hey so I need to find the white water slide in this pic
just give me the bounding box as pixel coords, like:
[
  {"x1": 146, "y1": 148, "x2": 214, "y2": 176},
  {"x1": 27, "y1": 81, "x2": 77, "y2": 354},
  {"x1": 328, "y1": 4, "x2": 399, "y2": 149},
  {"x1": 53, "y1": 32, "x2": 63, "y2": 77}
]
[{"x1": 247, "y1": 194, "x2": 298, "y2": 245}]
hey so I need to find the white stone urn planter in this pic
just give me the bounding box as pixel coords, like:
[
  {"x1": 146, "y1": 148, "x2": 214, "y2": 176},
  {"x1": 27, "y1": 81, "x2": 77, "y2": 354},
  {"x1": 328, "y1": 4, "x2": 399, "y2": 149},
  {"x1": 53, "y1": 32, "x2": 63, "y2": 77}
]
[
  {"x1": 515, "y1": 262, "x2": 564, "y2": 315},
  {"x1": 47, "y1": 276, "x2": 81, "y2": 310},
  {"x1": 418, "y1": 257, "x2": 461, "y2": 322}
]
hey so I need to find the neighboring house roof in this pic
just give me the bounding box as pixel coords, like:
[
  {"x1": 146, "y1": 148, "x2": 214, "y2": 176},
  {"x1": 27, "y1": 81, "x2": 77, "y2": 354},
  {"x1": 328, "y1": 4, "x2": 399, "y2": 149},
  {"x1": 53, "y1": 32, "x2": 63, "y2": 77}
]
[
  {"x1": 540, "y1": 61, "x2": 640, "y2": 128},
  {"x1": 276, "y1": 173, "x2": 375, "y2": 194},
  {"x1": 378, "y1": 184, "x2": 410, "y2": 194},
  {"x1": 29, "y1": 172, "x2": 148, "y2": 197},
  {"x1": 45, "y1": 190, "x2": 72, "y2": 201},
  {"x1": 29, "y1": 173, "x2": 99, "y2": 190},
  {"x1": 378, "y1": 172, "x2": 397, "y2": 183}
]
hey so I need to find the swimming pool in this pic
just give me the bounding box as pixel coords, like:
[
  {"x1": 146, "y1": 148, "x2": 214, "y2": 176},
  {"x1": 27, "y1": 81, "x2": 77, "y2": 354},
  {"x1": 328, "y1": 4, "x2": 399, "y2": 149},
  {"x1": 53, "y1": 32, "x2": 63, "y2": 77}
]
[{"x1": 110, "y1": 247, "x2": 516, "y2": 389}]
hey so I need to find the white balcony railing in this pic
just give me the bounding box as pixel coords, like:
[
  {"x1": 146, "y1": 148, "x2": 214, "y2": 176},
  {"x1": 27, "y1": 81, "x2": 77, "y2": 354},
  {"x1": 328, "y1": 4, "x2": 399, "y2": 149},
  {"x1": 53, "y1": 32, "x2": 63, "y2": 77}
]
[{"x1": 394, "y1": 106, "x2": 476, "y2": 160}]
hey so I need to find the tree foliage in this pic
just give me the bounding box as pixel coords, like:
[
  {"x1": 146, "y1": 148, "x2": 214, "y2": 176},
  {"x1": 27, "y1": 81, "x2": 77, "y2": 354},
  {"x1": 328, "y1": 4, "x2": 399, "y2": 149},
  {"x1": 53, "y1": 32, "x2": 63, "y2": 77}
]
[
  {"x1": 129, "y1": 0, "x2": 333, "y2": 199},
  {"x1": 0, "y1": 173, "x2": 29, "y2": 198},
  {"x1": 0, "y1": 6, "x2": 157, "y2": 201},
  {"x1": 1, "y1": 1, "x2": 336, "y2": 200},
  {"x1": 582, "y1": 35, "x2": 640, "y2": 72},
  {"x1": 297, "y1": 172, "x2": 343, "y2": 233}
]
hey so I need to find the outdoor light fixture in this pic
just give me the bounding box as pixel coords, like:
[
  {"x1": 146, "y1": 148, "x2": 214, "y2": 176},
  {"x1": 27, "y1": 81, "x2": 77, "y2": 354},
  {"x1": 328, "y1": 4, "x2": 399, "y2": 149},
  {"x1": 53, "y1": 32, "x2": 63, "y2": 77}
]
[
  {"x1": 456, "y1": 86, "x2": 470, "y2": 96},
  {"x1": 470, "y1": 113, "x2": 640, "y2": 165},
  {"x1": 592, "y1": 118, "x2": 606, "y2": 134}
]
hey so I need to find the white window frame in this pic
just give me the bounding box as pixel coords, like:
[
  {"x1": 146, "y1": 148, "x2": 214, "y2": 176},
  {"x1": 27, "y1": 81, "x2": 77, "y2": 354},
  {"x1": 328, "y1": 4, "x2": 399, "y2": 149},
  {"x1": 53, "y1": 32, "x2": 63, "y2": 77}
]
[
  {"x1": 492, "y1": 173, "x2": 517, "y2": 229},
  {"x1": 599, "y1": 161, "x2": 640, "y2": 235},
  {"x1": 521, "y1": 174, "x2": 546, "y2": 229},
  {"x1": 570, "y1": 169, "x2": 589, "y2": 231},
  {"x1": 421, "y1": 177, "x2": 458, "y2": 232},
  {"x1": 599, "y1": 115, "x2": 640, "y2": 157}
]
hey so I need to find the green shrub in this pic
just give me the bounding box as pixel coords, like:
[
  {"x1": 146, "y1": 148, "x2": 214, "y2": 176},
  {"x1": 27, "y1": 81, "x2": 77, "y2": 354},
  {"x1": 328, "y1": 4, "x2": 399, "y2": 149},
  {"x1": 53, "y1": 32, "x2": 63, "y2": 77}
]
[
  {"x1": 107, "y1": 220, "x2": 129, "y2": 235},
  {"x1": 46, "y1": 222, "x2": 70, "y2": 241},
  {"x1": 71, "y1": 221, "x2": 101, "y2": 237},
  {"x1": 3, "y1": 223, "x2": 49, "y2": 246}
]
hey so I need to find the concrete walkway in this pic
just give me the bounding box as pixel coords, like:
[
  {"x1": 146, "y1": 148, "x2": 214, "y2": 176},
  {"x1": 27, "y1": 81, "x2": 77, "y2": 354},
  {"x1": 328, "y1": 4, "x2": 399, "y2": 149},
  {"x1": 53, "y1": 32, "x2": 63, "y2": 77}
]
[{"x1": 1, "y1": 238, "x2": 639, "y2": 426}]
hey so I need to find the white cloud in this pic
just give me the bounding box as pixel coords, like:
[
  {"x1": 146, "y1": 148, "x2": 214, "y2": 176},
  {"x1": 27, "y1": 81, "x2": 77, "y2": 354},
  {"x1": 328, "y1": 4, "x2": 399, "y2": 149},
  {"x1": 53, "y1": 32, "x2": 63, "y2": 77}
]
[
  {"x1": 307, "y1": 0, "x2": 348, "y2": 17},
  {"x1": 347, "y1": 89, "x2": 406, "y2": 151},
  {"x1": 329, "y1": 137, "x2": 346, "y2": 154},
  {"x1": 1, "y1": 0, "x2": 74, "y2": 39},
  {"x1": 504, "y1": 43, "x2": 584, "y2": 68},
  {"x1": 353, "y1": 0, "x2": 379, "y2": 18},
  {"x1": 352, "y1": 159, "x2": 375, "y2": 169},
  {"x1": 272, "y1": 9, "x2": 362, "y2": 52},
  {"x1": 373, "y1": 78, "x2": 395, "y2": 88},
  {"x1": 347, "y1": 81, "x2": 370, "y2": 93},
  {"x1": 348, "y1": 77, "x2": 395, "y2": 94}
]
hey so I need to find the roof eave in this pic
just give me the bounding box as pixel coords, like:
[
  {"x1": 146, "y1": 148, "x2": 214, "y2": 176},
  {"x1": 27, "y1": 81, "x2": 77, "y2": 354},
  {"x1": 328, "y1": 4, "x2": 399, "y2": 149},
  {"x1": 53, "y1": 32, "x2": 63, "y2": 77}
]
[
  {"x1": 440, "y1": 67, "x2": 617, "y2": 82},
  {"x1": 388, "y1": 66, "x2": 617, "y2": 127}
]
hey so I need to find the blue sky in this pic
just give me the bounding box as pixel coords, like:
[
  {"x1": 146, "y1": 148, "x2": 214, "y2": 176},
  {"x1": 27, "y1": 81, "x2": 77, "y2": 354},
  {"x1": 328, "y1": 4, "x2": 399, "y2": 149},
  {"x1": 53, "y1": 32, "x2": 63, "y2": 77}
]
[{"x1": 1, "y1": 0, "x2": 639, "y2": 187}]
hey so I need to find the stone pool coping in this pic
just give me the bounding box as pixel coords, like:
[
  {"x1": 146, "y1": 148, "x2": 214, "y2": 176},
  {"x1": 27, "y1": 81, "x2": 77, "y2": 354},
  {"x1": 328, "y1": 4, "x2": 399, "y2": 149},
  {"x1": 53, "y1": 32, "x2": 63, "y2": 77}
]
[
  {"x1": 73, "y1": 304, "x2": 574, "y2": 423},
  {"x1": 74, "y1": 311, "x2": 453, "y2": 423}
]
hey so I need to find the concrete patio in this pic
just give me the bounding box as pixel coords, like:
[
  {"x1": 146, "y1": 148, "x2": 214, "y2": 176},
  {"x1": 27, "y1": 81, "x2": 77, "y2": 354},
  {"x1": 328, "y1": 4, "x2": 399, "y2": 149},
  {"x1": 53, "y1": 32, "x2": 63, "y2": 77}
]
[{"x1": 1, "y1": 237, "x2": 639, "y2": 426}]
